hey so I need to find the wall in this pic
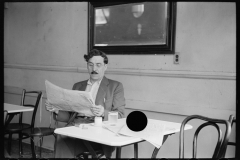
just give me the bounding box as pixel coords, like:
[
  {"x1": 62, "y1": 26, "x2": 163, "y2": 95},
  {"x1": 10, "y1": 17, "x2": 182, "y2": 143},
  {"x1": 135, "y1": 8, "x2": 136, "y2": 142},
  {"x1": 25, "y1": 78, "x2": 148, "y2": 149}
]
[{"x1": 4, "y1": 2, "x2": 236, "y2": 158}]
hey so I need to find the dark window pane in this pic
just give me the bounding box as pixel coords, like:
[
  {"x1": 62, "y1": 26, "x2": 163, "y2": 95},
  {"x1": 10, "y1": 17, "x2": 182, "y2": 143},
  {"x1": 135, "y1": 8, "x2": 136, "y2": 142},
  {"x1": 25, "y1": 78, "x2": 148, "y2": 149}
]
[
  {"x1": 94, "y1": 2, "x2": 168, "y2": 46},
  {"x1": 89, "y1": 2, "x2": 176, "y2": 54}
]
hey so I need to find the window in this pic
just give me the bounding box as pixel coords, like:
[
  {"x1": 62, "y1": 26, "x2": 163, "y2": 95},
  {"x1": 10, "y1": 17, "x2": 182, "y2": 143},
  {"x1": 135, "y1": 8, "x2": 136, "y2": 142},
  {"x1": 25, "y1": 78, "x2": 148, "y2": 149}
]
[{"x1": 89, "y1": 2, "x2": 176, "y2": 54}]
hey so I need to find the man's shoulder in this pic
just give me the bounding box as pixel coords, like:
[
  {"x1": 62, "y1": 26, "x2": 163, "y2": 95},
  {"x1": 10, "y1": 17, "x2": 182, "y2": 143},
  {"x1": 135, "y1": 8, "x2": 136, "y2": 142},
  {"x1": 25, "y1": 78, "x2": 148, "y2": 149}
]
[
  {"x1": 107, "y1": 78, "x2": 120, "y2": 84},
  {"x1": 105, "y1": 77, "x2": 123, "y2": 87}
]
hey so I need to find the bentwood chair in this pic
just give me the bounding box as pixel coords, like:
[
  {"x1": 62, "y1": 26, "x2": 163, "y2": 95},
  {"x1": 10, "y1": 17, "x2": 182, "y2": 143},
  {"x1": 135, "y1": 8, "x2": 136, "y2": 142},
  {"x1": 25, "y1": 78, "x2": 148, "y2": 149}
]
[
  {"x1": 179, "y1": 115, "x2": 231, "y2": 159},
  {"x1": 21, "y1": 109, "x2": 57, "y2": 158},
  {"x1": 4, "y1": 110, "x2": 8, "y2": 125},
  {"x1": 21, "y1": 122, "x2": 57, "y2": 158},
  {"x1": 4, "y1": 110, "x2": 11, "y2": 158},
  {"x1": 5, "y1": 90, "x2": 42, "y2": 157},
  {"x1": 225, "y1": 115, "x2": 236, "y2": 158}
]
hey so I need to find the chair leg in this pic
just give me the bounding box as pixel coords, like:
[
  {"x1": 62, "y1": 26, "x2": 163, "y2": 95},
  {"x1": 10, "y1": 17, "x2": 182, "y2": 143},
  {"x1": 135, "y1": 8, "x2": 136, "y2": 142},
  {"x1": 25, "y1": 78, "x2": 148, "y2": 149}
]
[
  {"x1": 53, "y1": 134, "x2": 57, "y2": 158},
  {"x1": 40, "y1": 137, "x2": 43, "y2": 158},
  {"x1": 19, "y1": 132, "x2": 23, "y2": 157},
  {"x1": 7, "y1": 133, "x2": 12, "y2": 155},
  {"x1": 30, "y1": 137, "x2": 36, "y2": 158},
  {"x1": 4, "y1": 148, "x2": 11, "y2": 158},
  {"x1": 84, "y1": 153, "x2": 89, "y2": 159}
]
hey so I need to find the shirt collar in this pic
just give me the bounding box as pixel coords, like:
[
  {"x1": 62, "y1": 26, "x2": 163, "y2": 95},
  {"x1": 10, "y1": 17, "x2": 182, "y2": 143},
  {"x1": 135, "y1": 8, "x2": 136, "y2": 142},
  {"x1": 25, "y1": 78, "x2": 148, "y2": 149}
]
[{"x1": 87, "y1": 78, "x2": 102, "y2": 85}]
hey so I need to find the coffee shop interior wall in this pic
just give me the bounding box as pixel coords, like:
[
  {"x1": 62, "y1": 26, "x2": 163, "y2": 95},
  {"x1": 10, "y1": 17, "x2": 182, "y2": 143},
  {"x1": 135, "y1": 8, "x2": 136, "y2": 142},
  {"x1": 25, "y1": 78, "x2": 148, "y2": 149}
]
[{"x1": 4, "y1": 2, "x2": 236, "y2": 158}]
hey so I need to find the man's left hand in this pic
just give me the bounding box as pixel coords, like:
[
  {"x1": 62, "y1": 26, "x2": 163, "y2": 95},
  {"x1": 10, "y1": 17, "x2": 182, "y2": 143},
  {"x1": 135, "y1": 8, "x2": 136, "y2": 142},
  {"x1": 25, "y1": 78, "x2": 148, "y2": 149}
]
[{"x1": 90, "y1": 105, "x2": 104, "y2": 117}]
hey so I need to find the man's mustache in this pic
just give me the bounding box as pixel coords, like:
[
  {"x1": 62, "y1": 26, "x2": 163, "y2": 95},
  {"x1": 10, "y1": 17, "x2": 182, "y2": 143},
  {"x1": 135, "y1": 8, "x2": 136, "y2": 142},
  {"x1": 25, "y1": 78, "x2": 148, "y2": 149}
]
[{"x1": 91, "y1": 71, "x2": 98, "y2": 74}]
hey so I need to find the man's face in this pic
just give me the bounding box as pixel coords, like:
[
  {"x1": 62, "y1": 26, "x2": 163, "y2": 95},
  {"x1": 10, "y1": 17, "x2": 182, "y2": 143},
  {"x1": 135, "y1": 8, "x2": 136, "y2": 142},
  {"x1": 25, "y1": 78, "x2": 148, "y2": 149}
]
[{"x1": 87, "y1": 56, "x2": 107, "y2": 83}]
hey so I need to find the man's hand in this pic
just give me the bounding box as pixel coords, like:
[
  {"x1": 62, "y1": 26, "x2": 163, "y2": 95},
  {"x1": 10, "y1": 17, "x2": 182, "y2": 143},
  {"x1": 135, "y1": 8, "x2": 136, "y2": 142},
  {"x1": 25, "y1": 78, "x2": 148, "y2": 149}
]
[
  {"x1": 90, "y1": 105, "x2": 104, "y2": 117},
  {"x1": 45, "y1": 100, "x2": 59, "y2": 114}
]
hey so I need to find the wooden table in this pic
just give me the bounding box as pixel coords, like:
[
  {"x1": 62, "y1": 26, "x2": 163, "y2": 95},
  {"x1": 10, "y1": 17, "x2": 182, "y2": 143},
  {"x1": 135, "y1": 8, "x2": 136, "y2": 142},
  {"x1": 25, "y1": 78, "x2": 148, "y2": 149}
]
[{"x1": 54, "y1": 118, "x2": 192, "y2": 158}]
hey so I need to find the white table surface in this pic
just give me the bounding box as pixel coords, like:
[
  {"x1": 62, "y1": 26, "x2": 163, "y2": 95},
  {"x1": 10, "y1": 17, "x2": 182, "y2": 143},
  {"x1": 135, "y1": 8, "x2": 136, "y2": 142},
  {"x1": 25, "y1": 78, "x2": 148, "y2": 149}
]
[
  {"x1": 4, "y1": 103, "x2": 34, "y2": 113},
  {"x1": 54, "y1": 118, "x2": 192, "y2": 147}
]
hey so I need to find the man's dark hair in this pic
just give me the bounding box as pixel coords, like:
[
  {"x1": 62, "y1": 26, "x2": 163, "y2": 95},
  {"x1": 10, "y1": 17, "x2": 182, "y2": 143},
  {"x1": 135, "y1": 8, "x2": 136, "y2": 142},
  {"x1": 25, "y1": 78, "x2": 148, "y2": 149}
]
[{"x1": 84, "y1": 49, "x2": 108, "y2": 64}]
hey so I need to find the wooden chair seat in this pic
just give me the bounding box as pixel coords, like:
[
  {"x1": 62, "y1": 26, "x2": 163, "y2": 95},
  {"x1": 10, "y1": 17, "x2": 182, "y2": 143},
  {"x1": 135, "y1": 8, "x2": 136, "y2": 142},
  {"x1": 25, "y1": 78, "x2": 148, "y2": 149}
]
[
  {"x1": 5, "y1": 123, "x2": 31, "y2": 133},
  {"x1": 22, "y1": 127, "x2": 55, "y2": 137}
]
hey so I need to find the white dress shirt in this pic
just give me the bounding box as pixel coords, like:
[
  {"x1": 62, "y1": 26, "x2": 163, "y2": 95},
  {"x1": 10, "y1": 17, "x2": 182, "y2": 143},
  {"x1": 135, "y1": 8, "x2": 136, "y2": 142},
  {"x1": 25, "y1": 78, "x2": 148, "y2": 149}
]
[{"x1": 77, "y1": 79, "x2": 102, "y2": 117}]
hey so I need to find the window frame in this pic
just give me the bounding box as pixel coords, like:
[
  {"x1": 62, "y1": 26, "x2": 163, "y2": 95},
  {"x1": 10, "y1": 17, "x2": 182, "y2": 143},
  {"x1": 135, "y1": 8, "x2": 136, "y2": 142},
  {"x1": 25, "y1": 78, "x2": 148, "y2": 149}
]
[{"x1": 88, "y1": 2, "x2": 176, "y2": 55}]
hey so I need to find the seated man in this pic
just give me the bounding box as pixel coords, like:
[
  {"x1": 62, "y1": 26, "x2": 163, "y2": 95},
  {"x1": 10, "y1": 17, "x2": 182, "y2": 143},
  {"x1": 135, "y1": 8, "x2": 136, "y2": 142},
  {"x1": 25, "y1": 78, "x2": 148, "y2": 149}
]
[{"x1": 45, "y1": 49, "x2": 125, "y2": 158}]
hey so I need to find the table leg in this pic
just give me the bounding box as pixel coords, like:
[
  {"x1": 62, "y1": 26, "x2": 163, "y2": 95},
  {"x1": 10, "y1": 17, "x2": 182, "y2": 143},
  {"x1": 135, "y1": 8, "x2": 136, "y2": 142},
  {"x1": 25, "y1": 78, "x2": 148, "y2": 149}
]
[
  {"x1": 134, "y1": 143, "x2": 138, "y2": 158},
  {"x1": 116, "y1": 147, "x2": 122, "y2": 158},
  {"x1": 151, "y1": 135, "x2": 169, "y2": 158},
  {"x1": 53, "y1": 134, "x2": 57, "y2": 158},
  {"x1": 5, "y1": 113, "x2": 16, "y2": 127},
  {"x1": 82, "y1": 140, "x2": 98, "y2": 158}
]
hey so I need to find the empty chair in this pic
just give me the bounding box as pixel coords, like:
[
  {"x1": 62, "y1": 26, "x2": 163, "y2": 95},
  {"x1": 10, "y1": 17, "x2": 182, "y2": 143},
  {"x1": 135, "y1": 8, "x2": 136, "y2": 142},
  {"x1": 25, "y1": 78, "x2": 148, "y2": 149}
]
[
  {"x1": 179, "y1": 115, "x2": 231, "y2": 159},
  {"x1": 5, "y1": 90, "x2": 42, "y2": 157},
  {"x1": 4, "y1": 110, "x2": 8, "y2": 125},
  {"x1": 4, "y1": 110, "x2": 11, "y2": 158},
  {"x1": 21, "y1": 123, "x2": 56, "y2": 158},
  {"x1": 225, "y1": 115, "x2": 236, "y2": 158},
  {"x1": 21, "y1": 110, "x2": 57, "y2": 158}
]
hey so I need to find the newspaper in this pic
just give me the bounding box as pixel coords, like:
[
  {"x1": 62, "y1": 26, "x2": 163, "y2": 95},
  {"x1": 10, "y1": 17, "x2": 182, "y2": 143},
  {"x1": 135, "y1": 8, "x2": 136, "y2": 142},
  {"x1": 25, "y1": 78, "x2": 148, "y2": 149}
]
[
  {"x1": 102, "y1": 118, "x2": 165, "y2": 148},
  {"x1": 45, "y1": 80, "x2": 95, "y2": 116},
  {"x1": 118, "y1": 119, "x2": 165, "y2": 148}
]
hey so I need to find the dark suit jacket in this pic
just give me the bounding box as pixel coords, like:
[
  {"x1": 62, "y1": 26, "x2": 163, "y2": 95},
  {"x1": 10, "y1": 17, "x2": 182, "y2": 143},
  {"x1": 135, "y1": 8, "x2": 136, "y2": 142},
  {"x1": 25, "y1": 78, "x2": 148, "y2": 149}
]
[{"x1": 55, "y1": 76, "x2": 125, "y2": 123}]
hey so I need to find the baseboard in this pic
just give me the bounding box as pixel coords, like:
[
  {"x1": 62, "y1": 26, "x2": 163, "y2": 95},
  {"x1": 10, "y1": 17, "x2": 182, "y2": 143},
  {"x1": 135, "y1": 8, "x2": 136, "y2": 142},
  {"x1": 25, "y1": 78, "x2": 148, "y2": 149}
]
[{"x1": 22, "y1": 141, "x2": 54, "y2": 151}]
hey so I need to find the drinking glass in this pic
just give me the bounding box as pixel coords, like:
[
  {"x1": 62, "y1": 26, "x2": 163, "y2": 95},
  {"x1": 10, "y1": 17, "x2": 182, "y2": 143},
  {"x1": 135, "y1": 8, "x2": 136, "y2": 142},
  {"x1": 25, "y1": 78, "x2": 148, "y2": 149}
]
[{"x1": 108, "y1": 112, "x2": 118, "y2": 125}]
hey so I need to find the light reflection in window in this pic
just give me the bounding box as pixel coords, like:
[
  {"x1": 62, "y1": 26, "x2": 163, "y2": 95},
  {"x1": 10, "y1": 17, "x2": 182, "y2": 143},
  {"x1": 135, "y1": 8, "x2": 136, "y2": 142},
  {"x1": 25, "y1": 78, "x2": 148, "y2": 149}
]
[
  {"x1": 95, "y1": 8, "x2": 110, "y2": 25},
  {"x1": 132, "y1": 4, "x2": 144, "y2": 18}
]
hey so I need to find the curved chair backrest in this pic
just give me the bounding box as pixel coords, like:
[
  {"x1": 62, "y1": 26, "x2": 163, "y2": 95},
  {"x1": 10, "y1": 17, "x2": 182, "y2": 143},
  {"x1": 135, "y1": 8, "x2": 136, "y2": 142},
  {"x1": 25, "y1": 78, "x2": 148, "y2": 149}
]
[
  {"x1": 179, "y1": 115, "x2": 231, "y2": 159},
  {"x1": 226, "y1": 115, "x2": 236, "y2": 157},
  {"x1": 4, "y1": 110, "x2": 8, "y2": 125},
  {"x1": 228, "y1": 115, "x2": 236, "y2": 127},
  {"x1": 19, "y1": 89, "x2": 42, "y2": 128}
]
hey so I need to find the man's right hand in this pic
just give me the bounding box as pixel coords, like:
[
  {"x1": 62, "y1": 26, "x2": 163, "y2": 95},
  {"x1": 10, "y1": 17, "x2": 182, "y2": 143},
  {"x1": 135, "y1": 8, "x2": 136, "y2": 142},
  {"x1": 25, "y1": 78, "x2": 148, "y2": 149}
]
[{"x1": 45, "y1": 100, "x2": 59, "y2": 114}]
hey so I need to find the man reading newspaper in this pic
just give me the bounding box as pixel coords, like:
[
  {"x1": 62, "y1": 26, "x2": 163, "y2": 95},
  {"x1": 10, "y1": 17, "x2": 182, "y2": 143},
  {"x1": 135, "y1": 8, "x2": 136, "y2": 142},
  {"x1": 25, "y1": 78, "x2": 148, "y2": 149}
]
[{"x1": 45, "y1": 49, "x2": 126, "y2": 158}]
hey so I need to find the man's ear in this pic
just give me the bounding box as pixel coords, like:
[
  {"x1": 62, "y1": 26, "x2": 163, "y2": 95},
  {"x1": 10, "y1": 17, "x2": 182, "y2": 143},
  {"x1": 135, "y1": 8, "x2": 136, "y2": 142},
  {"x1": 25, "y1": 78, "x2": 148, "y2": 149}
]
[{"x1": 104, "y1": 64, "x2": 108, "y2": 71}]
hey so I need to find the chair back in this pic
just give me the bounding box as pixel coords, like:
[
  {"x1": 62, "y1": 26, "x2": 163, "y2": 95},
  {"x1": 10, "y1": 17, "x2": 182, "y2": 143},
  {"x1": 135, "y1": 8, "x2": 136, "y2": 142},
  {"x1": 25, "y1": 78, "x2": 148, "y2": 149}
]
[
  {"x1": 226, "y1": 115, "x2": 236, "y2": 157},
  {"x1": 228, "y1": 115, "x2": 236, "y2": 127},
  {"x1": 4, "y1": 110, "x2": 8, "y2": 125},
  {"x1": 179, "y1": 115, "x2": 231, "y2": 159},
  {"x1": 19, "y1": 89, "x2": 42, "y2": 128}
]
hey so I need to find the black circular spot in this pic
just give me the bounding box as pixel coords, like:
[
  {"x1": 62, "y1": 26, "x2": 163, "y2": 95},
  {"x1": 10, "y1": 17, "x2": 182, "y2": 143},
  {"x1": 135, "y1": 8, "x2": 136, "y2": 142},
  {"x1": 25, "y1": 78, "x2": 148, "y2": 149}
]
[{"x1": 126, "y1": 111, "x2": 148, "y2": 132}]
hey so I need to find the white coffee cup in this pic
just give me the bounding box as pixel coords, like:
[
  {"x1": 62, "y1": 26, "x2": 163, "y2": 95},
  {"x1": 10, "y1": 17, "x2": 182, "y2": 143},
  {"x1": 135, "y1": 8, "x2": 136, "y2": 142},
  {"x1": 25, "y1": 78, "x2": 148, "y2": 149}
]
[{"x1": 94, "y1": 116, "x2": 102, "y2": 127}]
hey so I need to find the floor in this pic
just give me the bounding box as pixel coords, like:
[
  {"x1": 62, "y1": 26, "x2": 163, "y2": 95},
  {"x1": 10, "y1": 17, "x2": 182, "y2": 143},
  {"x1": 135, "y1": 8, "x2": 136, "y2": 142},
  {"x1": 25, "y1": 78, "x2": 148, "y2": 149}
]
[{"x1": 4, "y1": 139, "x2": 54, "y2": 158}]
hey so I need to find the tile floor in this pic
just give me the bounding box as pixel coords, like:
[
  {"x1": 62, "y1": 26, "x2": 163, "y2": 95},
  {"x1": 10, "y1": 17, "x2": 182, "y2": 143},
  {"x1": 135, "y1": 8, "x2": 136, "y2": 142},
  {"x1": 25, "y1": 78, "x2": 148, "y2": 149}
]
[{"x1": 4, "y1": 139, "x2": 54, "y2": 158}]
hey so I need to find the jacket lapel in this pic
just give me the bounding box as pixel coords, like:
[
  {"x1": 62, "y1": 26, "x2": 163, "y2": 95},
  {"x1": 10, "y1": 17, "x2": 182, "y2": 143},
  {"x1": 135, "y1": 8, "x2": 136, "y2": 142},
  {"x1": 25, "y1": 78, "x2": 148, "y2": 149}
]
[{"x1": 95, "y1": 76, "x2": 109, "y2": 106}]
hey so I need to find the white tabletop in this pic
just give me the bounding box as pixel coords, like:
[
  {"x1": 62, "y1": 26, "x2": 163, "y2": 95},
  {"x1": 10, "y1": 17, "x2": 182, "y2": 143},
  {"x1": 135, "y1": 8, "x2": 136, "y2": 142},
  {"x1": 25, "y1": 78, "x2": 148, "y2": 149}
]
[
  {"x1": 4, "y1": 103, "x2": 34, "y2": 113},
  {"x1": 54, "y1": 118, "x2": 192, "y2": 147}
]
